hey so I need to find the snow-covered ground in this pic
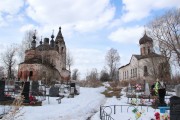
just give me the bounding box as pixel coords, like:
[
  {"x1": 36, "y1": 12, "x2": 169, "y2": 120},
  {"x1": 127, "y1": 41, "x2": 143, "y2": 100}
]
[{"x1": 0, "y1": 86, "x2": 172, "y2": 120}]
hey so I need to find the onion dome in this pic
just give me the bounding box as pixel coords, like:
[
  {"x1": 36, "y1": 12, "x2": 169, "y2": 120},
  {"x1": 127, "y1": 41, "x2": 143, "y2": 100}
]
[
  {"x1": 139, "y1": 33, "x2": 153, "y2": 45},
  {"x1": 50, "y1": 30, "x2": 55, "y2": 48}
]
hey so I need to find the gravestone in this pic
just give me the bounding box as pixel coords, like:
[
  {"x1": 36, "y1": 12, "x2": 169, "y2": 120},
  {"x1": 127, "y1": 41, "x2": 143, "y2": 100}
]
[
  {"x1": 60, "y1": 84, "x2": 64, "y2": 95},
  {"x1": 0, "y1": 80, "x2": 5, "y2": 101},
  {"x1": 127, "y1": 83, "x2": 132, "y2": 93},
  {"x1": 170, "y1": 96, "x2": 180, "y2": 120},
  {"x1": 21, "y1": 82, "x2": 30, "y2": 103},
  {"x1": 49, "y1": 86, "x2": 59, "y2": 97},
  {"x1": 144, "y1": 82, "x2": 150, "y2": 96},
  {"x1": 175, "y1": 84, "x2": 180, "y2": 97},
  {"x1": 76, "y1": 84, "x2": 80, "y2": 95},
  {"x1": 70, "y1": 83, "x2": 75, "y2": 95},
  {"x1": 31, "y1": 81, "x2": 39, "y2": 94}
]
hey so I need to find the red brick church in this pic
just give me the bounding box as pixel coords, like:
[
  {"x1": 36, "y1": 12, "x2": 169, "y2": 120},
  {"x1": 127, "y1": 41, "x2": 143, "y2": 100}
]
[{"x1": 18, "y1": 27, "x2": 67, "y2": 84}]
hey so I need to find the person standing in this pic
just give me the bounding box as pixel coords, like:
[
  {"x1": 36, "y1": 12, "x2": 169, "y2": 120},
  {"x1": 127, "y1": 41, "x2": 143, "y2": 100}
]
[{"x1": 155, "y1": 78, "x2": 166, "y2": 106}]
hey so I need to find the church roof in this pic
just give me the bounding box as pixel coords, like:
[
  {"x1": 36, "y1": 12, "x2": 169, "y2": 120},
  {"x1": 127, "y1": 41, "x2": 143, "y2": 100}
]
[
  {"x1": 36, "y1": 44, "x2": 51, "y2": 51},
  {"x1": 139, "y1": 33, "x2": 153, "y2": 45},
  {"x1": 119, "y1": 52, "x2": 164, "y2": 69},
  {"x1": 133, "y1": 52, "x2": 163, "y2": 60},
  {"x1": 55, "y1": 27, "x2": 65, "y2": 44}
]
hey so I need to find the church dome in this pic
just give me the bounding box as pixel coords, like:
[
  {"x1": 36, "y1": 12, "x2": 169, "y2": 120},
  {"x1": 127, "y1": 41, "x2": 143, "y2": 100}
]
[{"x1": 139, "y1": 33, "x2": 153, "y2": 45}]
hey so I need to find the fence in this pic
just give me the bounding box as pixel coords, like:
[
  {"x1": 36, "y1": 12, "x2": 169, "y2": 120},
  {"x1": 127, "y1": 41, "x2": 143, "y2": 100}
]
[{"x1": 100, "y1": 105, "x2": 153, "y2": 120}]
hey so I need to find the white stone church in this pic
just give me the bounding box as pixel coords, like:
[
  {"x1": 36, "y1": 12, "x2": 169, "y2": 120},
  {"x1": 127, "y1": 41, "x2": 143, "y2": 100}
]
[{"x1": 119, "y1": 33, "x2": 170, "y2": 82}]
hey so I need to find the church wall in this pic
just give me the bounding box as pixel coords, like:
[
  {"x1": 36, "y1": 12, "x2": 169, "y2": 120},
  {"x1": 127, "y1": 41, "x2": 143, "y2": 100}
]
[
  {"x1": 18, "y1": 63, "x2": 61, "y2": 83},
  {"x1": 25, "y1": 50, "x2": 36, "y2": 61},
  {"x1": 119, "y1": 56, "x2": 167, "y2": 81}
]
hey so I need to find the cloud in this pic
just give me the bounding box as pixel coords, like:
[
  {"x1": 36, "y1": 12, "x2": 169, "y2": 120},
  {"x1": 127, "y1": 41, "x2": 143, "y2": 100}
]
[
  {"x1": 20, "y1": 24, "x2": 39, "y2": 32},
  {"x1": 121, "y1": 0, "x2": 180, "y2": 22},
  {"x1": 0, "y1": 0, "x2": 24, "y2": 27},
  {"x1": 25, "y1": 0, "x2": 115, "y2": 33},
  {"x1": 0, "y1": 0, "x2": 24, "y2": 14},
  {"x1": 108, "y1": 26, "x2": 144, "y2": 44},
  {"x1": 70, "y1": 48, "x2": 106, "y2": 79}
]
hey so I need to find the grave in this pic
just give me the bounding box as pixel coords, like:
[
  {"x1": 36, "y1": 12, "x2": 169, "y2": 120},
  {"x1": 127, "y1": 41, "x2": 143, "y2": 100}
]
[
  {"x1": 49, "y1": 86, "x2": 59, "y2": 97},
  {"x1": 127, "y1": 83, "x2": 132, "y2": 93},
  {"x1": 170, "y1": 96, "x2": 180, "y2": 120},
  {"x1": 169, "y1": 85, "x2": 180, "y2": 120},
  {"x1": 144, "y1": 82, "x2": 150, "y2": 96},
  {"x1": 0, "y1": 80, "x2": 5, "y2": 101},
  {"x1": 31, "y1": 81, "x2": 39, "y2": 95},
  {"x1": 175, "y1": 84, "x2": 180, "y2": 97},
  {"x1": 21, "y1": 82, "x2": 30, "y2": 103}
]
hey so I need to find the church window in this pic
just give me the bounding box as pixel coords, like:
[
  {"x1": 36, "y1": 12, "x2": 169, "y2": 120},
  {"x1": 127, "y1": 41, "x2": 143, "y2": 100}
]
[
  {"x1": 133, "y1": 69, "x2": 134, "y2": 77},
  {"x1": 127, "y1": 71, "x2": 128, "y2": 79},
  {"x1": 29, "y1": 71, "x2": 33, "y2": 77},
  {"x1": 135, "y1": 68, "x2": 137, "y2": 77},
  {"x1": 148, "y1": 47, "x2": 150, "y2": 54},
  {"x1": 125, "y1": 71, "x2": 126, "y2": 79},
  {"x1": 144, "y1": 66, "x2": 148, "y2": 76},
  {"x1": 61, "y1": 47, "x2": 64, "y2": 53},
  {"x1": 143, "y1": 47, "x2": 145, "y2": 54}
]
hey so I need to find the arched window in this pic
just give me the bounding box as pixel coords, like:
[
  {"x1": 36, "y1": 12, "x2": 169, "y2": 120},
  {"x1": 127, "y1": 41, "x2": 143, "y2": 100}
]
[
  {"x1": 148, "y1": 47, "x2": 151, "y2": 54},
  {"x1": 29, "y1": 71, "x2": 33, "y2": 77},
  {"x1": 61, "y1": 47, "x2": 64, "y2": 53},
  {"x1": 144, "y1": 66, "x2": 148, "y2": 76}
]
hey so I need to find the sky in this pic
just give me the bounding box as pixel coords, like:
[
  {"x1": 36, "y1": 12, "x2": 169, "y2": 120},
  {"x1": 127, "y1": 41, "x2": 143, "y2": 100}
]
[{"x1": 0, "y1": 0, "x2": 179, "y2": 79}]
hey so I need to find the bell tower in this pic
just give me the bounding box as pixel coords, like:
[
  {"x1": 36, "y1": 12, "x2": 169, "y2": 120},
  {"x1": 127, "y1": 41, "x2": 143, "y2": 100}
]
[
  {"x1": 139, "y1": 32, "x2": 153, "y2": 56},
  {"x1": 55, "y1": 27, "x2": 66, "y2": 70}
]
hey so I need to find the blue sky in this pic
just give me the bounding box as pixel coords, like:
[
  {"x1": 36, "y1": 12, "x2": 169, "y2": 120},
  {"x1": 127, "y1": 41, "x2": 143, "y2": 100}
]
[{"x1": 0, "y1": 0, "x2": 179, "y2": 79}]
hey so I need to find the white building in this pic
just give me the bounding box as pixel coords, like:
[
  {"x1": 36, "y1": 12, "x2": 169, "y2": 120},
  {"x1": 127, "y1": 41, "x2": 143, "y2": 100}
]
[{"x1": 119, "y1": 33, "x2": 170, "y2": 82}]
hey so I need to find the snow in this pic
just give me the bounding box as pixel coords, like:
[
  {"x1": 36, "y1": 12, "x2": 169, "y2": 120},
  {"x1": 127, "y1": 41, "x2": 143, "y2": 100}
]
[
  {"x1": 16, "y1": 87, "x2": 105, "y2": 120},
  {"x1": 0, "y1": 86, "x2": 173, "y2": 120}
]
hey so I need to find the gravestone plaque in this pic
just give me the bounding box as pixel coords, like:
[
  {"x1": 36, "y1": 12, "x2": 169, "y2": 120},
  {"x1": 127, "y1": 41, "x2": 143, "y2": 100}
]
[
  {"x1": 49, "y1": 86, "x2": 59, "y2": 97},
  {"x1": 0, "y1": 80, "x2": 5, "y2": 101},
  {"x1": 144, "y1": 82, "x2": 150, "y2": 96},
  {"x1": 21, "y1": 82, "x2": 30, "y2": 103},
  {"x1": 175, "y1": 84, "x2": 180, "y2": 97}
]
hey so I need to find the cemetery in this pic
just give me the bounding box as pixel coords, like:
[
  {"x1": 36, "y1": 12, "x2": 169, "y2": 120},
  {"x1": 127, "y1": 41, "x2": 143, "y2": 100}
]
[
  {"x1": 0, "y1": 77, "x2": 180, "y2": 120},
  {"x1": 0, "y1": 3, "x2": 179, "y2": 119},
  {"x1": 0, "y1": 76, "x2": 81, "y2": 119}
]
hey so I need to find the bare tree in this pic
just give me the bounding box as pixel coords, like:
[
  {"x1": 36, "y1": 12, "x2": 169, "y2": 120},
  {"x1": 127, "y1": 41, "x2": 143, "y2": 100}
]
[
  {"x1": 100, "y1": 69, "x2": 110, "y2": 82},
  {"x1": 86, "y1": 68, "x2": 99, "y2": 81},
  {"x1": 105, "y1": 48, "x2": 120, "y2": 80},
  {"x1": 147, "y1": 8, "x2": 180, "y2": 67},
  {"x1": 71, "y1": 69, "x2": 79, "y2": 80},
  {"x1": 1, "y1": 45, "x2": 17, "y2": 79},
  {"x1": 18, "y1": 30, "x2": 39, "y2": 62},
  {"x1": 66, "y1": 49, "x2": 74, "y2": 71},
  {"x1": 0, "y1": 66, "x2": 4, "y2": 79}
]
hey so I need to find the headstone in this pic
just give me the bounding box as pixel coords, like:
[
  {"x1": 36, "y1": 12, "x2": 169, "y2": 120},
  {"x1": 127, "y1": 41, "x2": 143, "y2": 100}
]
[
  {"x1": 170, "y1": 96, "x2": 180, "y2": 120},
  {"x1": 31, "y1": 81, "x2": 39, "y2": 94},
  {"x1": 21, "y1": 82, "x2": 30, "y2": 103},
  {"x1": 0, "y1": 80, "x2": 5, "y2": 101},
  {"x1": 76, "y1": 84, "x2": 80, "y2": 95},
  {"x1": 175, "y1": 84, "x2": 180, "y2": 97},
  {"x1": 60, "y1": 84, "x2": 64, "y2": 94},
  {"x1": 70, "y1": 87, "x2": 75, "y2": 95},
  {"x1": 127, "y1": 83, "x2": 132, "y2": 93},
  {"x1": 70, "y1": 83, "x2": 75, "y2": 87},
  {"x1": 144, "y1": 82, "x2": 150, "y2": 96},
  {"x1": 49, "y1": 86, "x2": 59, "y2": 97}
]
